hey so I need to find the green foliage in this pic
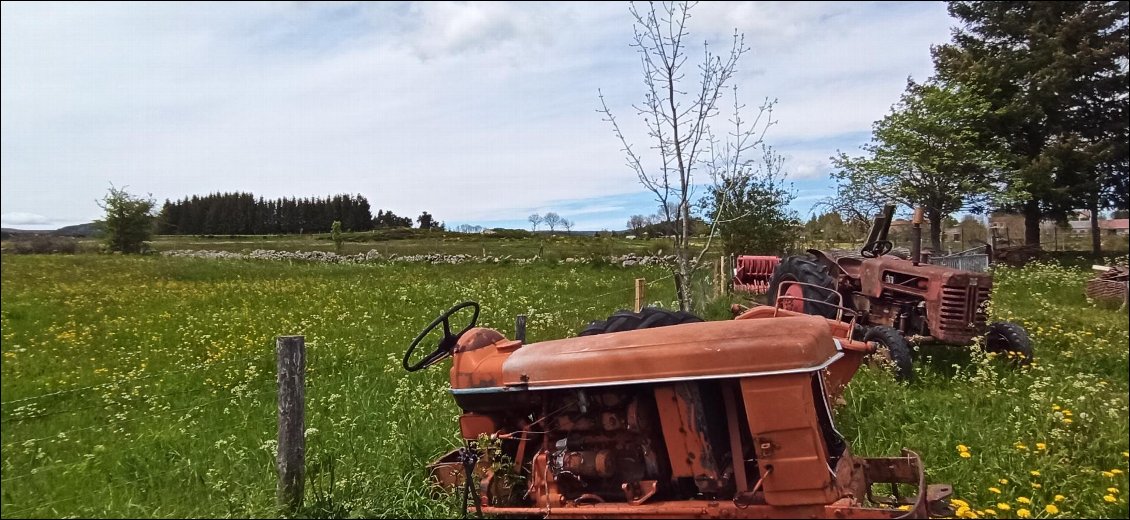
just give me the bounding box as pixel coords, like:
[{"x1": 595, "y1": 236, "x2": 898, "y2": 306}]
[
  {"x1": 831, "y1": 81, "x2": 1006, "y2": 251},
  {"x1": 933, "y1": 1, "x2": 1129, "y2": 245},
  {"x1": 702, "y1": 146, "x2": 799, "y2": 256},
  {"x1": 97, "y1": 186, "x2": 156, "y2": 254}
]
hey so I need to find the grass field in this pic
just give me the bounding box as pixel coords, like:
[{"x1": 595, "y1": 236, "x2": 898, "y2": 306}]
[{"x1": 1, "y1": 254, "x2": 1127, "y2": 518}]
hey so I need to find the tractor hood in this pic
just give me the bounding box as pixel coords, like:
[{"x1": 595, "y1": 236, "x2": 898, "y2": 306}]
[{"x1": 498, "y1": 315, "x2": 841, "y2": 391}]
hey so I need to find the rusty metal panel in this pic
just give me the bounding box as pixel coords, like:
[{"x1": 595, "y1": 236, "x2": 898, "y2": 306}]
[
  {"x1": 739, "y1": 373, "x2": 837, "y2": 506},
  {"x1": 653, "y1": 383, "x2": 723, "y2": 493}
]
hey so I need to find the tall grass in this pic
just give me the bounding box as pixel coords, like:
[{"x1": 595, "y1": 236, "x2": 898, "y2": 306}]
[{"x1": 1, "y1": 256, "x2": 1126, "y2": 518}]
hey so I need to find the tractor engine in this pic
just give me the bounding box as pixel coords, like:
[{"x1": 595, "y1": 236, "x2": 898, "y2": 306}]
[{"x1": 410, "y1": 305, "x2": 953, "y2": 518}]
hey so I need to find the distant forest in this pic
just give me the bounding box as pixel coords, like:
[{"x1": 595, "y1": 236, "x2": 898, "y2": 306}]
[{"x1": 156, "y1": 192, "x2": 421, "y2": 235}]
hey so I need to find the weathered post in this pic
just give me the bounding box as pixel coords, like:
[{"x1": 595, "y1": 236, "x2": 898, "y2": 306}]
[
  {"x1": 634, "y1": 278, "x2": 646, "y2": 312},
  {"x1": 276, "y1": 335, "x2": 306, "y2": 511}
]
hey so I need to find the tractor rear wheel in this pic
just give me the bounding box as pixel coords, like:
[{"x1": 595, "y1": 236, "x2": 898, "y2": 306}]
[
  {"x1": 768, "y1": 255, "x2": 840, "y2": 319},
  {"x1": 863, "y1": 326, "x2": 914, "y2": 382},
  {"x1": 985, "y1": 321, "x2": 1033, "y2": 366},
  {"x1": 579, "y1": 307, "x2": 703, "y2": 336}
]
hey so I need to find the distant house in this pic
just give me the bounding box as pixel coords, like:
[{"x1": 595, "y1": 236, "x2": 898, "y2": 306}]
[
  {"x1": 1069, "y1": 218, "x2": 1129, "y2": 235},
  {"x1": 1100, "y1": 219, "x2": 1129, "y2": 236}
]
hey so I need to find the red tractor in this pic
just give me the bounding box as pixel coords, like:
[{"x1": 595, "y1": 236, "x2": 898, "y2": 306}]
[
  {"x1": 404, "y1": 300, "x2": 953, "y2": 518},
  {"x1": 768, "y1": 205, "x2": 1032, "y2": 380}
]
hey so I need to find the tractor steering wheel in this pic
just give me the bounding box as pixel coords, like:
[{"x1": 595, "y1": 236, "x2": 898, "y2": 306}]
[
  {"x1": 860, "y1": 240, "x2": 893, "y2": 258},
  {"x1": 403, "y1": 301, "x2": 480, "y2": 372}
]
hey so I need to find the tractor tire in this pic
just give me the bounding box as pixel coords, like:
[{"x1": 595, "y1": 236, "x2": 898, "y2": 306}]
[
  {"x1": 579, "y1": 307, "x2": 703, "y2": 336},
  {"x1": 985, "y1": 321, "x2": 1033, "y2": 366},
  {"x1": 768, "y1": 255, "x2": 840, "y2": 319},
  {"x1": 863, "y1": 326, "x2": 914, "y2": 382}
]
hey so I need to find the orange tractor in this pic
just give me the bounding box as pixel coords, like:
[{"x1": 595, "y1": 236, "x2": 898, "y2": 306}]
[
  {"x1": 404, "y1": 297, "x2": 953, "y2": 518},
  {"x1": 768, "y1": 205, "x2": 1032, "y2": 380}
]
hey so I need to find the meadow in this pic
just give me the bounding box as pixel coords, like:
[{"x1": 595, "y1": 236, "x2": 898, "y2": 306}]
[{"x1": 1, "y1": 253, "x2": 1127, "y2": 518}]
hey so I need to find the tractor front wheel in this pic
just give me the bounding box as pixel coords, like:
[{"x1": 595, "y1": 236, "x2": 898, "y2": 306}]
[
  {"x1": 864, "y1": 326, "x2": 914, "y2": 382},
  {"x1": 985, "y1": 321, "x2": 1033, "y2": 366},
  {"x1": 578, "y1": 307, "x2": 704, "y2": 336}
]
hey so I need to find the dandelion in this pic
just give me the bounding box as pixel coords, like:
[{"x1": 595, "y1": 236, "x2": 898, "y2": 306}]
[
  {"x1": 1031, "y1": 483, "x2": 1042, "y2": 489},
  {"x1": 1109, "y1": 487, "x2": 1120, "y2": 494},
  {"x1": 984, "y1": 509, "x2": 996, "y2": 516},
  {"x1": 1044, "y1": 504, "x2": 1058, "y2": 515},
  {"x1": 1104, "y1": 495, "x2": 1117, "y2": 503},
  {"x1": 1102, "y1": 471, "x2": 1116, "y2": 478},
  {"x1": 1113, "y1": 469, "x2": 1124, "y2": 475},
  {"x1": 1036, "y1": 443, "x2": 1047, "y2": 451},
  {"x1": 1063, "y1": 418, "x2": 1073, "y2": 425},
  {"x1": 957, "y1": 444, "x2": 970, "y2": 453},
  {"x1": 1016, "y1": 508, "x2": 1031, "y2": 518},
  {"x1": 1054, "y1": 495, "x2": 1065, "y2": 502},
  {"x1": 1030, "y1": 470, "x2": 1040, "y2": 477},
  {"x1": 1014, "y1": 442, "x2": 1029, "y2": 451},
  {"x1": 997, "y1": 503, "x2": 1011, "y2": 511},
  {"x1": 961, "y1": 451, "x2": 972, "y2": 458},
  {"x1": 989, "y1": 487, "x2": 1002, "y2": 494}
]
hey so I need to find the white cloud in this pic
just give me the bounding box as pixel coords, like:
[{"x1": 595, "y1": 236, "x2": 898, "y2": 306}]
[
  {"x1": 1, "y1": 2, "x2": 954, "y2": 230},
  {"x1": 2, "y1": 212, "x2": 54, "y2": 227}
]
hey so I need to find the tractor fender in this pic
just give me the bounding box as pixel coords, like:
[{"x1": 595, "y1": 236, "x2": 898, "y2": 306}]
[{"x1": 806, "y1": 249, "x2": 848, "y2": 278}]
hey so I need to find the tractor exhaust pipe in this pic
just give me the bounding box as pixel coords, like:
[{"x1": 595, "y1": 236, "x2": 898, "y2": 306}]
[{"x1": 911, "y1": 207, "x2": 924, "y2": 266}]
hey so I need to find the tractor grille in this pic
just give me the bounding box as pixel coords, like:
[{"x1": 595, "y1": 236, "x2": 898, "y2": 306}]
[{"x1": 938, "y1": 284, "x2": 989, "y2": 339}]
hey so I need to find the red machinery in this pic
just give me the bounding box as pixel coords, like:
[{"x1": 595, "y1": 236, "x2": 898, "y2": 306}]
[
  {"x1": 404, "y1": 299, "x2": 953, "y2": 518},
  {"x1": 732, "y1": 255, "x2": 780, "y2": 294}
]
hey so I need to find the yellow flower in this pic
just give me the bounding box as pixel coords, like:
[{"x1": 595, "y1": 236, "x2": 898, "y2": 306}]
[
  {"x1": 1016, "y1": 508, "x2": 1031, "y2": 518},
  {"x1": 1045, "y1": 504, "x2": 1059, "y2": 515},
  {"x1": 984, "y1": 509, "x2": 996, "y2": 516},
  {"x1": 1103, "y1": 471, "x2": 1116, "y2": 478},
  {"x1": 1031, "y1": 483, "x2": 1042, "y2": 489},
  {"x1": 997, "y1": 503, "x2": 1011, "y2": 510},
  {"x1": 960, "y1": 451, "x2": 972, "y2": 458},
  {"x1": 1054, "y1": 495, "x2": 1065, "y2": 503},
  {"x1": 999, "y1": 479, "x2": 1009, "y2": 485},
  {"x1": 1014, "y1": 442, "x2": 1029, "y2": 451},
  {"x1": 1063, "y1": 418, "x2": 1073, "y2": 425},
  {"x1": 1062, "y1": 410, "x2": 1072, "y2": 416},
  {"x1": 1110, "y1": 488, "x2": 1120, "y2": 494},
  {"x1": 1122, "y1": 451, "x2": 1128, "y2": 459},
  {"x1": 1030, "y1": 470, "x2": 1041, "y2": 477},
  {"x1": 1113, "y1": 469, "x2": 1124, "y2": 475},
  {"x1": 957, "y1": 444, "x2": 970, "y2": 453},
  {"x1": 1017, "y1": 497, "x2": 1031, "y2": 504},
  {"x1": 1104, "y1": 494, "x2": 1117, "y2": 503},
  {"x1": 956, "y1": 505, "x2": 971, "y2": 517},
  {"x1": 952, "y1": 499, "x2": 970, "y2": 508},
  {"x1": 1036, "y1": 443, "x2": 1047, "y2": 451},
  {"x1": 989, "y1": 487, "x2": 1002, "y2": 494},
  {"x1": 897, "y1": 505, "x2": 911, "y2": 511},
  {"x1": 1051, "y1": 404, "x2": 1061, "y2": 410}
]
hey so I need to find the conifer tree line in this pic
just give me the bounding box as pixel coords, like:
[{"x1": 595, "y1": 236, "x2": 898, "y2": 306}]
[{"x1": 156, "y1": 192, "x2": 420, "y2": 235}]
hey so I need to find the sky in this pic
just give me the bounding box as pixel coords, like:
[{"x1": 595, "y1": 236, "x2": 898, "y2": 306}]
[{"x1": 0, "y1": 1, "x2": 957, "y2": 231}]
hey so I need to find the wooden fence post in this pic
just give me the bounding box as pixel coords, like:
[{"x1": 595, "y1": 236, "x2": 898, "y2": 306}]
[
  {"x1": 276, "y1": 335, "x2": 306, "y2": 511},
  {"x1": 634, "y1": 278, "x2": 646, "y2": 312}
]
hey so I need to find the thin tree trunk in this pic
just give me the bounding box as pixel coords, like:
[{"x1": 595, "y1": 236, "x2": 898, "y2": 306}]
[
  {"x1": 1023, "y1": 199, "x2": 1042, "y2": 247},
  {"x1": 1090, "y1": 196, "x2": 1102, "y2": 258}
]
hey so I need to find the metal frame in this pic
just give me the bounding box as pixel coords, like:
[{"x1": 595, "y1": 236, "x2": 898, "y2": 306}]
[{"x1": 773, "y1": 280, "x2": 859, "y2": 340}]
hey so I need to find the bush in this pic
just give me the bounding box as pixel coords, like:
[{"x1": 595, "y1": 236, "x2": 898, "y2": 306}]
[{"x1": 4, "y1": 235, "x2": 79, "y2": 254}]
